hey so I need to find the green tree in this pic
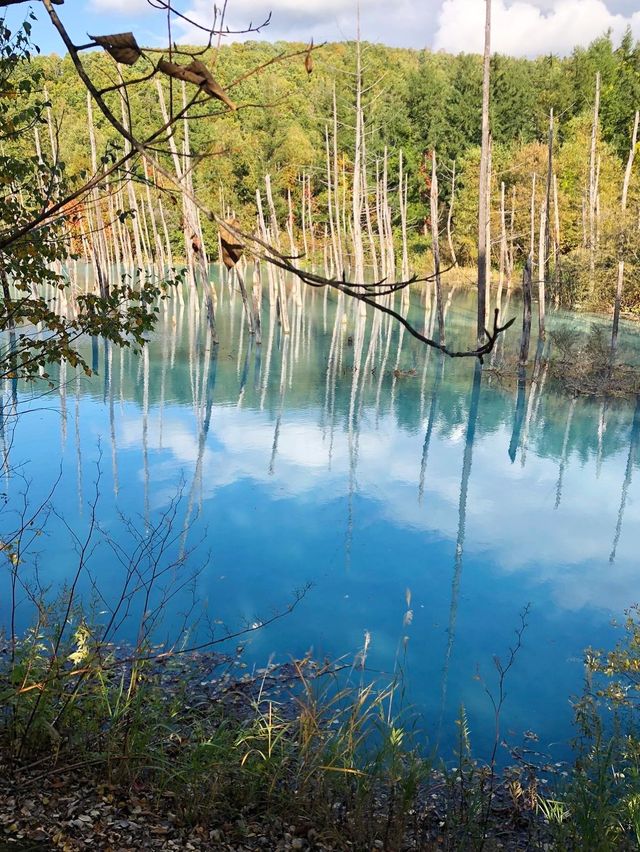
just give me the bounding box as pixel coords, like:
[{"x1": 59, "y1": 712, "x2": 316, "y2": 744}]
[{"x1": 443, "y1": 54, "x2": 483, "y2": 162}]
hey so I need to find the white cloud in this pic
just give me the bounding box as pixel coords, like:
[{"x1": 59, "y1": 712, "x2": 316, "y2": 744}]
[
  {"x1": 85, "y1": 0, "x2": 640, "y2": 55},
  {"x1": 90, "y1": 0, "x2": 151, "y2": 12},
  {"x1": 434, "y1": 0, "x2": 640, "y2": 57},
  {"x1": 110, "y1": 391, "x2": 640, "y2": 615},
  {"x1": 175, "y1": 0, "x2": 431, "y2": 47}
]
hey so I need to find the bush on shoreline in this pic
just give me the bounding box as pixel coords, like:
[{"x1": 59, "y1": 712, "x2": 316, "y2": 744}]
[{"x1": 3, "y1": 604, "x2": 640, "y2": 850}]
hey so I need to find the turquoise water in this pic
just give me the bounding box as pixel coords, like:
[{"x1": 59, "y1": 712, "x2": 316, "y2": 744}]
[{"x1": 2, "y1": 279, "x2": 640, "y2": 761}]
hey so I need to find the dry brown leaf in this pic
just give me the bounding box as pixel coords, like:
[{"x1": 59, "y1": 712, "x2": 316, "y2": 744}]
[
  {"x1": 219, "y1": 220, "x2": 243, "y2": 270},
  {"x1": 90, "y1": 32, "x2": 142, "y2": 66},
  {"x1": 157, "y1": 58, "x2": 203, "y2": 87},
  {"x1": 186, "y1": 60, "x2": 237, "y2": 110},
  {"x1": 158, "y1": 59, "x2": 237, "y2": 111},
  {"x1": 304, "y1": 41, "x2": 314, "y2": 75}
]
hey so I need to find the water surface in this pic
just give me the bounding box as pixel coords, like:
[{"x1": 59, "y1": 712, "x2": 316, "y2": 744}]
[{"x1": 2, "y1": 280, "x2": 640, "y2": 760}]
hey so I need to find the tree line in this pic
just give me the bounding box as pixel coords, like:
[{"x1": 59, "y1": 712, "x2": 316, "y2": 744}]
[{"x1": 28, "y1": 28, "x2": 640, "y2": 314}]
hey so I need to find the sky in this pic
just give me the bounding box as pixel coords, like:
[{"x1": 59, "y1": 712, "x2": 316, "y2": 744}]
[{"x1": 8, "y1": 0, "x2": 640, "y2": 58}]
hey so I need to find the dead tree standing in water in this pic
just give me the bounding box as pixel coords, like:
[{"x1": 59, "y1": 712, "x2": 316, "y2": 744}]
[{"x1": 477, "y1": 0, "x2": 492, "y2": 345}]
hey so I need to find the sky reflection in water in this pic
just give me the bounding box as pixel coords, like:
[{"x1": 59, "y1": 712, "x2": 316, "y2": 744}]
[{"x1": 2, "y1": 281, "x2": 640, "y2": 760}]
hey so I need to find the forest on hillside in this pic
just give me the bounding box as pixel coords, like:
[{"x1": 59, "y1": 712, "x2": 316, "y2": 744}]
[{"x1": 29, "y1": 29, "x2": 640, "y2": 313}]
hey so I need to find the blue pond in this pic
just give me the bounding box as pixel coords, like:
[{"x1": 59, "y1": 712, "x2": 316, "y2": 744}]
[{"x1": 2, "y1": 280, "x2": 640, "y2": 761}]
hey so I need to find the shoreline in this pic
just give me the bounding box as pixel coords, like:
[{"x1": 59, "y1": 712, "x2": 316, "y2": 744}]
[{"x1": 0, "y1": 650, "x2": 564, "y2": 852}]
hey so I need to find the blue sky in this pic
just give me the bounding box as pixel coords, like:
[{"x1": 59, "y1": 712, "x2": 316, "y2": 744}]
[{"x1": 6, "y1": 0, "x2": 640, "y2": 57}]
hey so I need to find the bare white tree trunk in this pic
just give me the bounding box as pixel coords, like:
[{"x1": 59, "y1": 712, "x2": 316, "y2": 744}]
[
  {"x1": 545, "y1": 108, "x2": 554, "y2": 288},
  {"x1": 508, "y1": 185, "x2": 515, "y2": 289},
  {"x1": 333, "y1": 85, "x2": 344, "y2": 272},
  {"x1": 497, "y1": 181, "x2": 507, "y2": 309},
  {"x1": 352, "y1": 23, "x2": 365, "y2": 282},
  {"x1": 399, "y1": 150, "x2": 410, "y2": 281},
  {"x1": 538, "y1": 205, "x2": 546, "y2": 338},
  {"x1": 431, "y1": 150, "x2": 445, "y2": 344},
  {"x1": 264, "y1": 174, "x2": 290, "y2": 334},
  {"x1": 552, "y1": 172, "x2": 561, "y2": 304},
  {"x1": 529, "y1": 172, "x2": 536, "y2": 274},
  {"x1": 477, "y1": 0, "x2": 491, "y2": 344},
  {"x1": 383, "y1": 147, "x2": 395, "y2": 277},
  {"x1": 611, "y1": 110, "x2": 639, "y2": 361},
  {"x1": 447, "y1": 159, "x2": 457, "y2": 266},
  {"x1": 589, "y1": 72, "x2": 601, "y2": 294},
  {"x1": 484, "y1": 136, "x2": 492, "y2": 328}
]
